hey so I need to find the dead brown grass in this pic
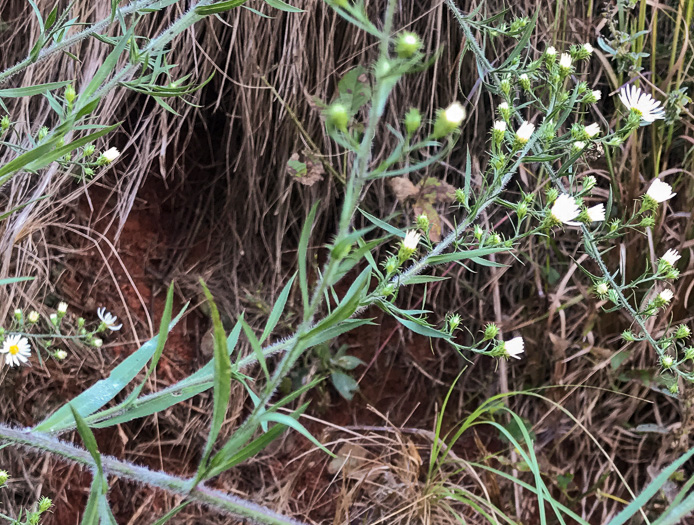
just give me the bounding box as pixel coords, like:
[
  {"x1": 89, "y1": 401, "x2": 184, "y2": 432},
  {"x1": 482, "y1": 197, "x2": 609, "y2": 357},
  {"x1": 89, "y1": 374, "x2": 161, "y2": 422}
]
[{"x1": 0, "y1": 0, "x2": 692, "y2": 523}]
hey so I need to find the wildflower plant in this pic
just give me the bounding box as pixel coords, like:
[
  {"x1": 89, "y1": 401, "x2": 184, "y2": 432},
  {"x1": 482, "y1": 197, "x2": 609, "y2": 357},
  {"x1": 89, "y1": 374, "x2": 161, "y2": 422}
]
[{"x1": 0, "y1": 0, "x2": 691, "y2": 523}]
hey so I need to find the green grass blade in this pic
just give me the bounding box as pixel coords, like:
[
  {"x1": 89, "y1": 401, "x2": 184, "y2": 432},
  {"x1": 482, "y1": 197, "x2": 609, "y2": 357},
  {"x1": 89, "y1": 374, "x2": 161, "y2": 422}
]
[
  {"x1": 259, "y1": 273, "x2": 295, "y2": 344},
  {"x1": 195, "y1": 280, "x2": 232, "y2": 484},
  {"x1": 0, "y1": 81, "x2": 72, "y2": 98},
  {"x1": 298, "y1": 202, "x2": 319, "y2": 319},
  {"x1": 34, "y1": 306, "x2": 187, "y2": 433}
]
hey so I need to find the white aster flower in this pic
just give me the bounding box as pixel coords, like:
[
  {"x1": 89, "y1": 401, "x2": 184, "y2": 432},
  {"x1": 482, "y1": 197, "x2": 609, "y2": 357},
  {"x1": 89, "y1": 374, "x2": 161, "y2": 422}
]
[
  {"x1": 559, "y1": 53, "x2": 573, "y2": 69},
  {"x1": 57, "y1": 302, "x2": 68, "y2": 315},
  {"x1": 504, "y1": 337, "x2": 525, "y2": 359},
  {"x1": 515, "y1": 121, "x2": 535, "y2": 144},
  {"x1": 572, "y1": 141, "x2": 586, "y2": 153},
  {"x1": 618, "y1": 85, "x2": 665, "y2": 123},
  {"x1": 551, "y1": 194, "x2": 581, "y2": 225},
  {"x1": 582, "y1": 43, "x2": 594, "y2": 54},
  {"x1": 585, "y1": 123, "x2": 601, "y2": 138},
  {"x1": 92, "y1": 338, "x2": 103, "y2": 348},
  {"x1": 658, "y1": 289, "x2": 674, "y2": 304},
  {"x1": 27, "y1": 311, "x2": 39, "y2": 323},
  {"x1": 646, "y1": 179, "x2": 676, "y2": 203},
  {"x1": 443, "y1": 102, "x2": 466, "y2": 126},
  {"x1": 54, "y1": 350, "x2": 67, "y2": 360},
  {"x1": 592, "y1": 90, "x2": 602, "y2": 101},
  {"x1": 545, "y1": 46, "x2": 556, "y2": 56},
  {"x1": 97, "y1": 307, "x2": 123, "y2": 331},
  {"x1": 1, "y1": 335, "x2": 31, "y2": 367},
  {"x1": 403, "y1": 230, "x2": 422, "y2": 251},
  {"x1": 595, "y1": 282, "x2": 609, "y2": 296},
  {"x1": 586, "y1": 203, "x2": 606, "y2": 222},
  {"x1": 102, "y1": 147, "x2": 120, "y2": 163},
  {"x1": 494, "y1": 120, "x2": 507, "y2": 132},
  {"x1": 661, "y1": 249, "x2": 681, "y2": 267}
]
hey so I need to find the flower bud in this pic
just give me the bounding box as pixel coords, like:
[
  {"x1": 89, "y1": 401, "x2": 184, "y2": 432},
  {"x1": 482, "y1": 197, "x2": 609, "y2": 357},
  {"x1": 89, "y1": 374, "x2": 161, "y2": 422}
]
[
  {"x1": 416, "y1": 214, "x2": 429, "y2": 232},
  {"x1": 404, "y1": 107, "x2": 421, "y2": 135},
  {"x1": 384, "y1": 256, "x2": 399, "y2": 275},
  {"x1": 395, "y1": 32, "x2": 422, "y2": 58},
  {"x1": 38, "y1": 497, "x2": 52, "y2": 513},
  {"x1": 492, "y1": 120, "x2": 507, "y2": 145},
  {"x1": 497, "y1": 102, "x2": 511, "y2": 122},
  {"x1": 326, "y1": 103, "x2": 349, "y2": 132},
  {"x1": 474, "y1": 225, "x2": 484, "y2": 240},
  {"x1": 685, "y1": 347, "x2": 694, "y2": 361},
  {"x1": 454, "y1": 188, "x2": 466, "y2": 204},
  {"x1": 500, "y1": 77, "x2": 512, "y2": 96},
  {"x1": 583, "y1": 176, "x2": 596, "y2": 192},
  {"x1": 50, "y1": 313, "x2": 59, "y2": 326},
  {"x1": 483, "y1": 323, "x2": 498, "y2": 340},
  {"x1": 0, "y1": 470, "x2": 8, "y2": 486},
  {"x1": 0, "y1": 115, "x2": 10, "y2": 131},
  {"x1": 37, "y1": 127, "x2": 49, "y2": 141},
  {"x1": 661, "y1": 355, "x2": 674, "y2": 368},
  {"x1": 519, "y1": 74, "x2": 531, "y2": 91},
  {"x1": 92, "y1": 338, "x2": 103, "y2": 348},
  {"x1": 14, "y1": 309, "x2": 22, "y2": 322},
  {"x1": 622, "y1": 330, "x2": 636, "y2": 342},
  {"x1": 65, "y1": 85, "x2": 76, "y2": 103},
  {"x1": 595, "y1": 282, "x2": 609, "y2": 297},
  {"x1": 28, "y1": 311, "x2": 39, "y2": 323},
  {"x1": 516, "y1": 201, "x2": 528, "y2": 219},
  {"x1": 448, "y1": 314, "x2": 461, "y2": 332},
  {"x1": 545, "y1": 187, "x2": 559, "y2": 204},
  {"x1": 83, "y1": 144, "x2": 96, "y2": 157},
  {"x1": 668, "y1": 383, "x2": 679, "y2": 395},
  {"x1": 675, "y1": 324, "x2": 691, "y2": 339},
  {"x1": 54, "y1": 350, "x2": 67, "y2": 360},
  {"x1": 432, "y1": 102, "x2": 466, "y2": 138}
]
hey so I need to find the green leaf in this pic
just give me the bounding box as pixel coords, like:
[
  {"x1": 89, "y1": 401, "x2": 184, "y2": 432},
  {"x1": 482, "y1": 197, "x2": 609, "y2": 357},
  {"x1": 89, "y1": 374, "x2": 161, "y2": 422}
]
[
  {"x1": 263, "y1": 0, "x2": 304, "y2": 12},
  {"x1": 298, "y1": 202, "x2": 319, "y2": 319},
  {"x1": 196, "y1": 0, "x2": 248, "y2": 15},
  {"x1": 195, "y1": 280, "x2": 232, "y2": 484},
  {"x1": 607, "y1": 447, "x2": 694, "y2": 525},
  {"x1": 392, "y1": 315, "x2": 449, "y2": 339},
  {"x1": 70, "y1": 405, "x2": 102, "y2": 474},
  {"x1": 150, "y1": 502, "x2": 192, "y2": 525},
  {"x1": 241, "y1": 317, "x2": 269, "y2": 381},
  {"x1": 358, "y1": 209, "x2": 403, "y2": 237},
  {"x1": 427, "y1": 246, "x2": 508, "y2": 265},
  {"x1": 80, "y1": 24, "x2": 134, "y2": 102},
  {"x1": 259, "y1": 412, "x2": 334, "y2": 456},
  {"x1": 122, "y1": 282, "x2": 176, "y2": 405},
  {"x1": 0, "y1": 81, "x2": 72, "y2": 98},
  {"x1": 331, "y1": 371, "x2": 359, "y2": 400},
  {"x1": 260, "y1": 274, "x2": 295, "y2": 344},
  {"x1": 0, "y1": 276, "x2": 35, "y2": 286},
  {"x1": 336, "y1": 66, "x2": 371, "y2": 115},
  {"x1": 34, "y1": 306, "x2": 187, "y2": 433}
]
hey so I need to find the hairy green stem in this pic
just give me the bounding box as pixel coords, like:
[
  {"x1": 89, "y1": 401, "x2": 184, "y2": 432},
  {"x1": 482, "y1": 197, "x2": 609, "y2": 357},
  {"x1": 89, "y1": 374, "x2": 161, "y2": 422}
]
[{"x1": 0, "y1": 424, "x2": 305, "y2": 525}]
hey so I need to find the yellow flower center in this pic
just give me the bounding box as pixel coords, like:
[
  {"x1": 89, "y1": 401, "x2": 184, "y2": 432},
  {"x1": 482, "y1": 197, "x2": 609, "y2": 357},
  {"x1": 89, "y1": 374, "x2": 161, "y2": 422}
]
[{"x1": 8, "y1": 345, "x2": 19, "y2": 355}]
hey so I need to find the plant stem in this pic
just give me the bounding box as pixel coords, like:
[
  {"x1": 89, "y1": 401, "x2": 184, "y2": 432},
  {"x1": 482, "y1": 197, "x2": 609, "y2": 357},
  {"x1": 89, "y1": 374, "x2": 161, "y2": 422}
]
[{"x1": 0, "y1": 424, "x2": 306, "y2": 525}]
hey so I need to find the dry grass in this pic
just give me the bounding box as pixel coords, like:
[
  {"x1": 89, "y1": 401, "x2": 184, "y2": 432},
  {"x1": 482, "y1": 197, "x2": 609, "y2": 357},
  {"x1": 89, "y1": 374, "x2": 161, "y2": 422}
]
[{"x1": 0, "y1": 0, "x2": 692, "y2": 523}]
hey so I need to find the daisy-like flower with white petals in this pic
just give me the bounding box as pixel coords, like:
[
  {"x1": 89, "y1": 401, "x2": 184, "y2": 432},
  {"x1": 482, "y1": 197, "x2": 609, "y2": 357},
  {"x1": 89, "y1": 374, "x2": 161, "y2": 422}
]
[
  {"x1": 403, "y1": 230, "x2": 421, "y2": 251},
  {"x1": 618, "y1": 85, "x2": 666, "y2": 123},
  {"x1": 586, "y1": 203, "x2": 606, "y2": 222},
  {"x1": 515, "y1": 121, "x2": 535, "y2": 145},
  {"x1": 592, "y1": 90, "x2": 602, "y2": 101},
  {"x1": 97, "y1": 307, "x2": 123, "y2": 331},
  {"x1": 443, "y1": 102, "x2": 466, "y2": 126},
  {"x1": 661, "y1": 249, "x2": 681, "y2": 267},
  {"x1": 585, "y1": 123, "x2": 601, "y2": 138},
  {"x1": 545, "y1": 46, "x2": 556, "y2": 57},
  {"x1": 102, "y1": 147, "x2": 120, "y2": 163},
  {"x1": 583, "y1": 43, "x2": 594, "y2": 54},
  {"x1": 1, "y1": 335, "x2": 31, "y2": 367},
  {"x1": 550, "y1": 194, "x2": 581, "y2": 225},
  {"x1": 657, "y1": 289, "x2": 674, "y2": 306},
  {"x1": 494, "y1": 120, "x2": 507, "y2": 132},
  {"x1": 504, "y1": 337, "x2": 525, "y2": 359},
  {"x1": 646, "y1": 179, "x2": 676, "y2": 203},
  {"x1": 57, "y1": 302, "x2": 68, "y2": 315},
  {"x1": 559, "y1": 53, "x2": 573, "y2": 69}
]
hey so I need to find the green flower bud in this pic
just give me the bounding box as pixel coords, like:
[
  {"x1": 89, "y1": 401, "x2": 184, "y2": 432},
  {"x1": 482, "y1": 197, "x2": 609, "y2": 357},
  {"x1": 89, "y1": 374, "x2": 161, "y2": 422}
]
[
  {"x1": 668, "y1": 383, "x2": 679, "y2": 395},
  {"x1": 497, "y1": 102, "x2": 511, "y2": 122},
  {"x1": 14, "y1": 309, "x2": 22, "y2": 322},
  {"x1": 516, "y1": 201, "x2": 528, "y2": 219},
  {"x1": 416, "y1": 214, "x2": 429, "y2": 231},
  {"x1": 404, "y1": 107, "x2": 421, "y2": 136},
  {"x1": 474, "y1": 225, "x2": 484, "y2": 240},
  {"x1": 83, "y1": 144, "x2": 96, "y2": 157},
  {"x1": 381, "y1": 283, "x2": 396, "y2": 296},
  {"x1": 483, "y1": 322, "x2": 498, "y2": 340},
  {"x1": 675, "y1": 324, "x2": 691, "y2": 339},
  {"x1": 395, "y1": 32, "x2": 422, "y2": 58},
  {"x1": 545, "y1": 187, "x2": 559, "y2": 204},
  {"x1": 454, "y1": 188, "x2": 466, "y2": 204},
  {"x1": 38, "y1": 496, "x2": 52, "y2": 513},
  {"x1": 384, "y1": 256, "x2": 399, "y2": 275},
  {"x1": 448, "y1": 313, "x2": 461, "y2": 332},
  {"x1": 491, "y1": 153, "x2": 506, "y2": 171},
  {"x1": 583, "y1": 176, "x2": 596, "y2": 192},
  {"x1": 489, "y1": 233, "x2": 502, "y2": 245},
  {"x1": 661, "y1": 355, "x2": 674, "y2": 368},
  {"x1": 595, "y1": 282, "x2": 609, "y2": 297},
  {"x1": 0, "y1": 115, "x2": 10, "y2": 131},
  {"x1": 326, "y1": 103, "x2": 349, "y2": 132},
  {"x1": 621, "y1": 330, "x2": 636, "y2": 342},
  {"x1": 0, "y1": 470, "x2": 8, "y2": 485},
  {"x1": 500, "y1": 77, "x2": 512, "y2": 96},
  {"x1": 37, "y1": 126, "x2": 49, "y2": 141},
  {"x1": 65, "y1": 85, "x2": 76, "y2": 103},
  {"x1": 684, "y1": 347, "x2": 694, "y2": 361},
  {"x1": 519, "y1": 73, "x2": 531, "y2": 91}
]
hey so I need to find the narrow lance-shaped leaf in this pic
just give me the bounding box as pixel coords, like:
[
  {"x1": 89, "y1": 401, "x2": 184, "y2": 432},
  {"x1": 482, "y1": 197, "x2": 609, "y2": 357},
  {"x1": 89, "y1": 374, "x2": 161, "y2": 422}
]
[
  {"x1": 259, "y1": 273, "x2": 295, "y2": 344},
  {"x1": 194, "y1": 280, "x2": 233, "y2": 485},
  {"x1": 299, "y1": 202, "x2": 319, "y2": 319}
]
